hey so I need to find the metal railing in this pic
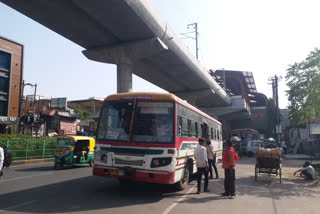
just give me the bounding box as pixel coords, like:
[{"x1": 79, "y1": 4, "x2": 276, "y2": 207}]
[{"x1": 0, "y1": 138, "x2": 57, "y2": 160}]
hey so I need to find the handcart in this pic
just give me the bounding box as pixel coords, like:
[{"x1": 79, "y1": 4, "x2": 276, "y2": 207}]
[{"x1": 255, "y1": 148, "x2": 282, "y2": 183}]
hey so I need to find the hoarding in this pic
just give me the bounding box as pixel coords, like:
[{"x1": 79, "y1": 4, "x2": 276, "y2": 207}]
[
  {"x1": 309, "y1": 124, "x2": 320, "y2": 135},
  {"x1": 59, "y1": 120, "x2": 77, "y2": 135},
  {"x1": 42, "y1": 106, "x2": 56, "y2": 116},
  {"x1": 51, "y1": 98, "x2": 67, "y2": 108}
]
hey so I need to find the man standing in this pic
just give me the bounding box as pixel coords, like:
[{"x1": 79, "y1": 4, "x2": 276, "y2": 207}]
[
  {"x1": 0, "y1": 146, "x2": 4, "y2": 176},
  {"x1": 205, "y1": 139, "x2": 219, "y2": 179},
  {"x1": 221, "y1": 139, "x2": 239, "y2": 199},
  {"x1": 195, "y1": 138, "x2": 209, "y2": 194}
]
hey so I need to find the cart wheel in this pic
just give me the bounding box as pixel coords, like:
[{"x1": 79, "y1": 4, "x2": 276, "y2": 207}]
[
  {"x1": 255, "y1": 165, "x2": 258, "y2": 181},
  {"x1": 279, "y1": 168, "x2": 282, "y2": 184}
]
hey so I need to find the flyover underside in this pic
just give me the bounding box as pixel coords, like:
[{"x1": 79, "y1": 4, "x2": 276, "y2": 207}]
[{"x1": 1, "y1": 0, "x2": 232, "y2": 109}]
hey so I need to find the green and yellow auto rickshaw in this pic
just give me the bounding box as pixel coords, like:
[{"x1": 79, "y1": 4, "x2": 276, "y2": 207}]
[{"x1": 54, "y1": 136, "x2": 95, "y2": 169}]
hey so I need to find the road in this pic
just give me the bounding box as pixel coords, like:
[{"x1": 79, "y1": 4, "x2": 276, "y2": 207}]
[{"x1": 0, "y1": 158, "x2": 319, "y2": 214}]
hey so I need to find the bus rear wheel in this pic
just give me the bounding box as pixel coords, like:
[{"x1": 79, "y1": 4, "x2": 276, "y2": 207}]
[{"x1": 175, "y1": 163, "x2": 190, "y2": 190}]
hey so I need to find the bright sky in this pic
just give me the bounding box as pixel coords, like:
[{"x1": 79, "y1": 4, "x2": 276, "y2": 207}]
[{"x1": 1, "y1": 0, "x2": 320, "y2": 108}]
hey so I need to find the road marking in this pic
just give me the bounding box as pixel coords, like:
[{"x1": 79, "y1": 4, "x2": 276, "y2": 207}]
[
  {"x1": 0, "y1": 200, "x2": 36, "y2": 212},
  {"x1": 162, "y1": 186, "x2": 195, "y2": 214},
  {"x1": 0, "y1": 172, "x2": 53, "y2": 182}
]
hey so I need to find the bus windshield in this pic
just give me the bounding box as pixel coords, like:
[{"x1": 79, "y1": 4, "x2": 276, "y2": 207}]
[{"x1": 97, "y1": 100, "x2": 174, "y2": 143}]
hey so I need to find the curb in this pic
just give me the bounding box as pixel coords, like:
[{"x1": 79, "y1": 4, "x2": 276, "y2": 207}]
[{"x1": 11, "y1": 158, "x2": 54, "y2": 166}]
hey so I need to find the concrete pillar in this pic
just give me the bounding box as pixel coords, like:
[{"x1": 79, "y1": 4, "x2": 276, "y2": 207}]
[{"x1": 117, "y1": 63, "x2": 132, "y2": 93}]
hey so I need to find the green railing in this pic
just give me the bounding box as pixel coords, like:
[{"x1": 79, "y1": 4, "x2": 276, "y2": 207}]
[{"x1": 0, "y1": 138, "x2": 57, "y2": 160}]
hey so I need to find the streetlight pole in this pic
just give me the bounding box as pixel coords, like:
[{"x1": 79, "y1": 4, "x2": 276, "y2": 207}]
[{"x1": 21, "y1": 82, "x2": 37, "y2": 134}]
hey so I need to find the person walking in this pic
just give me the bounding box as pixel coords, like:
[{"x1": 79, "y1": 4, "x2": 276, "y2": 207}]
[
  {"x1": 194, "y1": 138, "x2": 209, "y2": 194},
  {"x1": 221, "y1": 139, "x2": 239, "y2": 199},
  {"x1": 205, "y1": 139, "x2": 219, "y2": 179}
]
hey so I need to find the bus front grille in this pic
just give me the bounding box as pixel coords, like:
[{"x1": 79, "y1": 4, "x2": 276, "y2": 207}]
[{"x1": 114, "y1": 158, "x2": 144, "y2": 166}]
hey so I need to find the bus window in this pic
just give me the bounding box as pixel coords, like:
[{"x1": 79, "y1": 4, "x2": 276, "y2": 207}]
[
  {"x1": 97, "y1": 101, "x2": 133, "y2": 141},
  {"x1": 195, "y1": 122, "x2": 199, "y2": 138},
  {"x1": 132, "y1": 101, "x2": 174, "y2": 143},
  {"x1": 210, "y1": 127, "x2": 214, "y2": 140},
  {"x1": 187, "y1": 120, "x2": 191, "y2": 137}
]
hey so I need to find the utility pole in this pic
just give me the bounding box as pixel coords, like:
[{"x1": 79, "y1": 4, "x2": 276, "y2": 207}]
[
  {"x1": 180, "y1": 22, "x2": 199, "y2": 60},
  {"x1": 268, "y1": 75, "x2": 282, "y2": 146}
]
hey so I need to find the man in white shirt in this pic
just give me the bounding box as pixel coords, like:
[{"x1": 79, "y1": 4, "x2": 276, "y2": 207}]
[
  {"x1": 194, "y1": 138, "x2": 209, "y2": 194},
  {"x1": 0, "y1": 147, "x2": 4, "y2": 176},
  {"x1": 294, "y1": 161, "x2": 316, "y2": 180}
]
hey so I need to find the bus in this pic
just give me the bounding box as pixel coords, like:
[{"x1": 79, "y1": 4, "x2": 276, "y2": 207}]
[
  {"x1": 93, "y1": 92, "x2": 223, "y2": 190},
  {"x1": 231, "y1": 128, "x2": 260, "y2": 154}
]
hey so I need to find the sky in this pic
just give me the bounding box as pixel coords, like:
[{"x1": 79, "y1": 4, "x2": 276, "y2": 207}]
[{"x1": 1, "y1": 0, "x2": 320, "y2": 108}]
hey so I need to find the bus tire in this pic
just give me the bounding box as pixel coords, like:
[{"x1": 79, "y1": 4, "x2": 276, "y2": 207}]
[{"x1": 175, "y1": 163, "x2": 190, "y2": 190}]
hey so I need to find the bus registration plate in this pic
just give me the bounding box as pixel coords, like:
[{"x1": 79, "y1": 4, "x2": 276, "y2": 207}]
[{"x1": 108, "y1": 169, "x2": 119, "y2": 177}]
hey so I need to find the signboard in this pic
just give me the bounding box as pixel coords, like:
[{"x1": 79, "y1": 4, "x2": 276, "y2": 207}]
[
  {"x1": 59, "y1": 120, "x2": 77, "y2": 135},
  {"x1": 309, "y1": 124, "x2": 320, "y2": 135},
  {"x1": 0, "y1": 116, "x2": 19, "y2": 124},
  {"x1": 26, "y1": 95, "x2": 35, "y2": 103},
  {"x1": 51, "y1": 98, "x2": 67, "y2": 108},
  {"x1": 42, "y1": 106, "x2": 56, "y2": 116}
]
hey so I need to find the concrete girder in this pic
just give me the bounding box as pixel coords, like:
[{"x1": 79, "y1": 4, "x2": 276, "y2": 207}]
[
  {"x1": 172, "y1": 89, "x2": 216, "y2": 106},
  {"x1": 200, "y1": 96, "x2": 251, "y2": 119},
  {"x1": 83, "y1": 37, "x2": 168, "y2": 93},
  {"x1": 82, "y1": 37, "x2": 168, "y2": 65}
]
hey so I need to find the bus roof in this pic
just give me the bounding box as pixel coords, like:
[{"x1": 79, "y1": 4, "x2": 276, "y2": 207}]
[
  {"x1": 105, "y1": 92, "x2": 221, "y2": 125},
  {"x1": 231, "y1": 128, "x2": 258, "y2": 132},
  {"x1": 106, "y1": 92, "x2": 177, "y2": 101}
]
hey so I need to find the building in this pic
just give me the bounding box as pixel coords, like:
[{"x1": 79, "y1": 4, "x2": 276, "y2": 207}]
[{"x1": 0, "y1": 36, "x2": 23, "y2": 133}]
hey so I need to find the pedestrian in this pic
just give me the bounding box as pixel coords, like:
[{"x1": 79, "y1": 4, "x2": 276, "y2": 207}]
[
  {"x1": 221, "y1": 139, "x2": 239, "y2": 199},
  {"x1": 194, "y1": 138, "x2": 209, "y2": 194},
  {"x1": 0, "y1": 146, "x2": 4, "y2": 176},
  {"x1": 205, "y1": 139, "x2": 219, "y2": 179},
  {"x1": 294, "y1": 161, "x2": 316, "y2": 180}
]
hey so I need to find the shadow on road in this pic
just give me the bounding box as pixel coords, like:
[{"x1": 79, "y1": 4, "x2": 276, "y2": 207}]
[
  {"x1": 14, "y1": 165, "x2": 87, "y2": 172},
  {"x1": 0, "y1": 176, "x2": 184, "y2": 213}
]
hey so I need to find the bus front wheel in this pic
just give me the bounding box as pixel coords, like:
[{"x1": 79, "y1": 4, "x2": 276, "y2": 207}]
[{"x1": 175, "y1": 163, "x2": 190, "y2": 190}]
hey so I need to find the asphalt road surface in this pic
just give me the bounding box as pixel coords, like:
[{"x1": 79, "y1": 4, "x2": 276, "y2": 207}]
[{"x1": 0, "y1": 158, "x2": 319, "y2": 214}]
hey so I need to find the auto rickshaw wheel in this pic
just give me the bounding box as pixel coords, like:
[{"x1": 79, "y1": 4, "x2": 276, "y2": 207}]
[{"x1": 89, "y1": 159, "x2": 93, "y2": 167}]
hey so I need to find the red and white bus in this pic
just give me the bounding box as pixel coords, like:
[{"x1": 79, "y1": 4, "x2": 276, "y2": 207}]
[{"x1": 93, "y1": 92, "x2": 223, "y2": 189}]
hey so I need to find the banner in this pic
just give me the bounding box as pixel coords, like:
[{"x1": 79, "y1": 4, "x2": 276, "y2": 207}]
[
  {"x1": 59, "y1": 120, "x2": 77, "y2": 135},
  {"x1": 42, "y1": 106, "x2": 56, "y2": 116}
]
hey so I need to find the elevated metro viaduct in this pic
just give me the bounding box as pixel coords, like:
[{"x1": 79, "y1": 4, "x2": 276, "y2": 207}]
[
  {"x1": 210, "y1": 69, "x2": 269, "y2": 137},
  {"x1": 1, "y1": 0, "x2": 253, "y2": 135}
]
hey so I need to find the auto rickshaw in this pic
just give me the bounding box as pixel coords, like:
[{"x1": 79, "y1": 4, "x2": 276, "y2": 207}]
[{"x1": 54, "y1": 136, "x2": 95, "y2": 169}]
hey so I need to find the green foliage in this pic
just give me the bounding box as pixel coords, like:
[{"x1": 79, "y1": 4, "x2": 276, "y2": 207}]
[
  {"x1": 74, "y1": 109, "x2": 92, "y2": 118},
  {"x1": 0, "y1": 134, "x2": 57, "y2": 159},
  {"x1": 286, "y1": 48, "x2": 320, "y2": 125}
]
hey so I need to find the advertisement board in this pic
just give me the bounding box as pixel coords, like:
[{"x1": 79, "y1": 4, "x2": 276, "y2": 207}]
[
  {"x1": 309, "y1": 124, "x2": 320, "y2": 135},
  {"x1": 59, "y1": 120, "x2": 77, "y2": 135},
  {"x1": 42, "y1": 106, "x2": 56, "y2": 116},
  {"x1": 51, "y1": 98, "x2": 67, "y2": 108}
]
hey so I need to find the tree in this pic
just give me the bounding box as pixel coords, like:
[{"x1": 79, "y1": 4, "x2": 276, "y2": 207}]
[{"x1": 286, "y1": 48, "x2": 320, "y2": 125}]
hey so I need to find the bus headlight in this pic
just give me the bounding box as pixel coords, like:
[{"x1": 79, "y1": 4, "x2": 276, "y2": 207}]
[{"x1": 151, "y1": 157, "x2": 172, "y2": 168}]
